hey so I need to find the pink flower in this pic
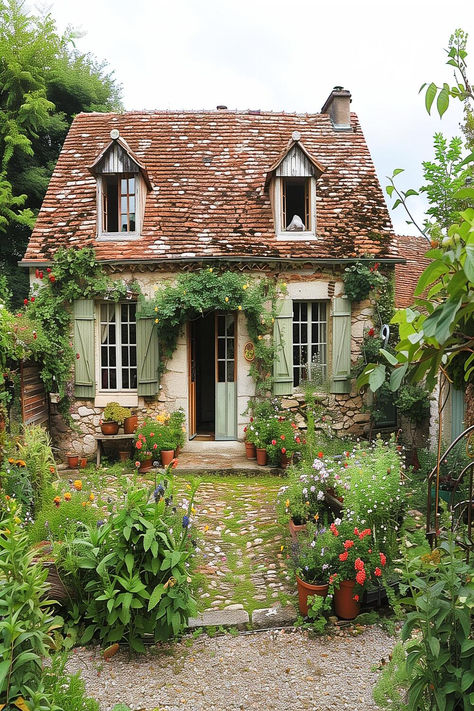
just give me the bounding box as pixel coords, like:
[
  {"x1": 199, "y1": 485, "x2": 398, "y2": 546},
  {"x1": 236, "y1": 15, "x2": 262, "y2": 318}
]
[
  {"x1": 356, "y1": 570, "x2": 366, "y2": 585},
  {"x1": 339, "y1": 551, "x2": 348, "y2": 561},
  {"x1": 354, "y1": 558, "x2": 365, "y2": 571},
  {"x1": 136, "y1": 441, "x2": 142, "y2": 450},
  {"x1": 153, "y1": 443, "x2": 158, "y2": 449},
  {"x1": 281, "y1": 447, "x2": 286, "y2": 454},
  {"x1": 343, "y1": 540, "x2": 354, "y2": 549},
  {"x1": 280, "y1": 435, "x2": 285, "y2": 441},
  {"x1": 272, "y1": 439, "x2": 276, "y2": 445},
  {"x1": 135, "y1": 461, "x2": 140, "y2": 468},
  {"x1": 353, "y1": 594, "x2": 359, "y2": 602},
  {"x1": 374, "y1": 567, "x2": 382, "y2": 577}
]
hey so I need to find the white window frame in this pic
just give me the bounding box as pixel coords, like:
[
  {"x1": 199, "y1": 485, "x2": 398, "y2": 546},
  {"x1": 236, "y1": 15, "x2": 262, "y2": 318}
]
[
  {"x1": 293, "y1": 300, "x2": 327, "y2": 387},
  {"x1": 275, "y1": 176, "x2": 317, "y2": 240},
  {"x1": 97, "y1": 301, "x2": 138, "y2": 395},
  {"x1": 97, "y1": 174, "x2": 141, "y2": 241}
]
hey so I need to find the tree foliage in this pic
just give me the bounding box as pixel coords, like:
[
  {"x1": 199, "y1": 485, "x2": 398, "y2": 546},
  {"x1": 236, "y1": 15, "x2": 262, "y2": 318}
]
[{"x1": 0, "y1": 0, "x2": 122, "y2": 305}]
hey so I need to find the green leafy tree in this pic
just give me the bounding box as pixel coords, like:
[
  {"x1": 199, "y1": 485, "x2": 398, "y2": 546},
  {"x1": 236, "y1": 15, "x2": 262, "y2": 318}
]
[{"x1": 0, "y1": 0, "x2": 122, "y2": 305}]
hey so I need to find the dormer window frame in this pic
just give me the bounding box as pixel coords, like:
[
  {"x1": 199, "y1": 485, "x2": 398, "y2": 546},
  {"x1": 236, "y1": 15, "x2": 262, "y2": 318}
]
[
  {"x1": 97, "y1": 172, "x2": 141, "y2": 241},
  {"x1": 273, "y1": 175, "x2": 317, "y2": 241}
]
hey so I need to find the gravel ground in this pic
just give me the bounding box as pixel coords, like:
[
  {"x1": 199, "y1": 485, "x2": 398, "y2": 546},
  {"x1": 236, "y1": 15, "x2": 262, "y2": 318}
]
[{"x1": 67, "y1": 627, "x2": 396, "y2": 711}]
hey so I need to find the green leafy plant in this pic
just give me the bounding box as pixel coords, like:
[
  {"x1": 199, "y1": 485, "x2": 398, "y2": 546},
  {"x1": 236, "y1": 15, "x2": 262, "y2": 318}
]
[
  {"x1": 277, "y1": 455, "x2": 335, "y2": 525},
  {"x1": 343, "y1": 261, "x2": 388, "y2": 302},
  {"x1": 1, "y1": 459, "x2": 34, "y2": 513},
  {"x1": 28, "y1": 484, "x2": 101, "y2": 544},
  {"x1": 102, "y1": 402, "x2": 131, "y2": 424},
  {"x1": 17, "y1": 424, "x2": 56, "y2": 510},
  {"x1": 60, "y1": 477, "x2": 200, "y2": 650},
  {"x1": 42, "y1": 652, "x2": 99, "y2": 711},
  {"x1": 0, "y1": 500, "x2": 60, "y2": 708},
  {"x1": 293, "y1": 523, "x2": 339, "y2": 585},
  {"x1": 306, "y1": 592, "x2": 333, "y2": 634},
  {"x1": 396, "y1": 538, "x2": 474, "y2": 710},
  {"x1": 168, "y1": 408, "x2": 186, "y2": 451}
]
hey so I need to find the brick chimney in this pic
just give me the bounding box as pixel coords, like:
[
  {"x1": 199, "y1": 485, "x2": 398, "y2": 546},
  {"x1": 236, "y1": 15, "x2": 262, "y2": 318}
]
[{"x1": 321, "y1": 86, "x2": 352, "y2": 130}]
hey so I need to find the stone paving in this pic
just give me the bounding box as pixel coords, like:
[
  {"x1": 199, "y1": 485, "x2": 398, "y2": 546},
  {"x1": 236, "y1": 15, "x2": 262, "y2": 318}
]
[{"x1": 177, "y1": 474, "x2": 296, "y2": 615}]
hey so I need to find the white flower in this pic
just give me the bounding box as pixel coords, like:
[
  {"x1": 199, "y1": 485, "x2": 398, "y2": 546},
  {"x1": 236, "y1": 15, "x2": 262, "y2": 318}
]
[
  {"x1": 317, "y1": 490, "x2": 324, "y2": 500},
  {"x1": 334, "y1": 518, "x2": 341, "y2": 526},
  {"x1": 310, "y1": 486, "x2": 315, "y2": 493},
  {"x1": 310, "y1": 540, "x2": 316, "y2": 548}
]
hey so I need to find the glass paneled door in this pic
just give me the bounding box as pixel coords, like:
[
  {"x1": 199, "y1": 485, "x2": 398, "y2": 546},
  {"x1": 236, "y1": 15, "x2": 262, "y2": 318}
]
[{"x1": 215, "y1": 313, "x2": 237, "y2": 440}]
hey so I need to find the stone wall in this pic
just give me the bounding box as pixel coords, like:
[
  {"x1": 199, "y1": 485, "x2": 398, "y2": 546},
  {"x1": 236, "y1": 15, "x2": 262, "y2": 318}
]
[{"x1": 278, "y1": 390, "x2": 371, "y2": 439}]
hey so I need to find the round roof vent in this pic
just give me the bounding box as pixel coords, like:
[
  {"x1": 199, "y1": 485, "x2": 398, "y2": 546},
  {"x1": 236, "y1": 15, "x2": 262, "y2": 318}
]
[
  {"x1": 292, "y1": 130, "x2": 301, "y2": 141},
  {"x1": 110, "y1": 129, "x2": 120, "y2": 140}
]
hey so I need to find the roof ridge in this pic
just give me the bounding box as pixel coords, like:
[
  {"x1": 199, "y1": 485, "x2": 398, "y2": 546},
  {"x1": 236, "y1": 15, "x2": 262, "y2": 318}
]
[{"x1": 76, "y1": 109, "x2": 359, "y2": 118}]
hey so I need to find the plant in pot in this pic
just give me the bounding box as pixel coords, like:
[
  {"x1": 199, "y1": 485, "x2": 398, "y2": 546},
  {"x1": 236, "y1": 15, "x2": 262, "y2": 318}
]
[
  {"x1": 243, "y1": 417, "x2": 258, "y2": 459},
  {"x1": 327, "y1": 519, "x2": 388, "y2": 620},
  {"x1": 253, "y1": 420, "x2": 271, "y2": 466},
  {"x1": 133, "y1": 420, "x2": 158, "y2": 472},
  {"x1": 292, "y1": 523, "x2": 339, "y2": 616},
  {"x1": 101, "y1": 402, "x2": 131, "y2": 435},
  {"x1": 123, "y1": 410, "x2": 138, "y2": 434},
  {"x1": 266, "y1": 418, "x2": 302, "y2": 468}
]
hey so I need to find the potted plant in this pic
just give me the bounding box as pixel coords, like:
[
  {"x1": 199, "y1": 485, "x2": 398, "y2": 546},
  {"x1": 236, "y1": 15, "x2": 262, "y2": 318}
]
[
  {"x1": 292, "y1": 523, "x2": 339, "y2": 616},
  {"x1": 243, "y1": 419, "x2": 257, "y2": 459},
  {"x1": 254, "y1": 420, "x2": 271, "y2": 466},
  {"x1": 327, "y1": 520, "x2": 388, "y2": 620},
  {"x1": 134, "y1": 420, "x2": 160, "y2": 472},
  {"x1": 266, "y1": 418, "x2": 302, "y2": 468},
  {"x1": 66, "y1": 453, "x2": 79, "y2": 468},
  {"x1": 101, "y1": 402, "x2": 131, "y2": 435},
  {"x1": 168, "y1": 408, "x2": 186, "y2": 455},
  {"x1": 160, "y1": 442, "x2": 176, "y2": 467}
]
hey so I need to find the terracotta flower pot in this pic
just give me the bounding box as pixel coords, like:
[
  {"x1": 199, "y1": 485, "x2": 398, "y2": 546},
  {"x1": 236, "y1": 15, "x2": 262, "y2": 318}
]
[
  {"x1": 118, "y1": 450, "x2": 130, "y2": 462},
  {"x1": 245, "y1": 441, "x2": 256, "y2": 460},
  {"x1": 79, "y1": 457, "x2": 87, "y2": 469},
  {"x1": 161, "y1": 449, "x2": 175, "y2": 467},
  {"x1": 123, "y1": 415, "x2": 138, "y2": 434},
  {"x1": 334, "y1": 579, "x2": 361, "y2": 620},
  {"x1": 101, "y1": 421, "x2": 119, "y2": 436},
  {"x1": 139, "y1": 458, "x2": 153, "y2": 473},
  {"x1": 280, "y1": 452, "x2": 293, "y2": 469},
  {"x1": 296, "y1": 575, "x2": 329, "y2": 616},
  {"x1": 67, "y1": 454, "x2": 79, "y2": 469},
  {"x1": 256, "y1": 447, "x2": 267, "y2": 466},
  {"x1": 289, "y1": 518, "x2": 307, "y2": 542}
]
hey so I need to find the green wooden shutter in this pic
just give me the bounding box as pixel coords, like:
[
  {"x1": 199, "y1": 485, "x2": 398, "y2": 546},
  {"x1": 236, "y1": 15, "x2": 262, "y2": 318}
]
[
  {"x1": 73, "y1": 299, "x2": 95, "y2": 398},
  {"x1": 330, "y1": 296, "x2": 352, "y2": 394},
  {"x1": 137, "y1": 316, "x2": 159, "y2": 397},
  {"x1": 273, "y1": 299, "x2": 293, "y2": 395}
]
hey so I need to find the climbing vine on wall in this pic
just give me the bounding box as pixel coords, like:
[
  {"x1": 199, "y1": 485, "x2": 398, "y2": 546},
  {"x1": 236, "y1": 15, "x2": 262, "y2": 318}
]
[{"x1": 140, "y1": 268, "x2": 285, "y2": 394}]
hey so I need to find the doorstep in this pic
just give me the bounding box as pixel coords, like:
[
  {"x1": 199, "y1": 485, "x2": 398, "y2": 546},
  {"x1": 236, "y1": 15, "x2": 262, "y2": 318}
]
[
  {"x1": 177, "y1": 440, "x2": 282, "y2": 474},
  {"x1": 187, "y1": 603, "x2": 297, "y2": 631}
]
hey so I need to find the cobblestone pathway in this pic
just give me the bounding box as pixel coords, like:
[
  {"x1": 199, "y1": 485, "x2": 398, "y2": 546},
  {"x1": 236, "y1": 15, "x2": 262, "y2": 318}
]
[{"x1": 177, "y1": 475, "x2": 295, "y2": 614}]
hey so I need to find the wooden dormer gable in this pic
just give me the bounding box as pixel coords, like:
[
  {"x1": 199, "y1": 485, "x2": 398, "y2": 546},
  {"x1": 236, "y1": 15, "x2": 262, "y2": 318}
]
[
  {"x1": 88, "y1": 136, "x2": 152, "y2": 190},
  {"x1": 265, "y1": 137, "x2": 326, "y2": 188}
]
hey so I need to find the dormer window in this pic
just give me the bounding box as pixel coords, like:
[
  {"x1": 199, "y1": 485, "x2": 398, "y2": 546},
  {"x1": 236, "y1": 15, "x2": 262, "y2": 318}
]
[
  {"x1": 88, "y1": 130, "x2": 151, "y2": 240},
  {"x1": 102, "y1": 175, "x2": 136, "y2": 233},
  {"x1": 266, "y1": 134, "x2": 325, "y2": 241}
]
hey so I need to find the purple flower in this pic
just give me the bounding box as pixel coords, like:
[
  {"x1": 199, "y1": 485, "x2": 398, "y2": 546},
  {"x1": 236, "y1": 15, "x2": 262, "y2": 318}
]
[{"x1": 182, "y1": 515, "x2": 189, "y2": 528}]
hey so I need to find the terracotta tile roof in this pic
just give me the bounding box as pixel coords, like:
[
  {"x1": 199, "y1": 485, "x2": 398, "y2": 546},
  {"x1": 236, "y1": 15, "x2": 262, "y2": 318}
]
[
  {"x1": 394, "y1": 234, "x2": 431, "y2": 307},
  {"x1": 23, "y1": 109, "x2": 398, "y2": 264}
]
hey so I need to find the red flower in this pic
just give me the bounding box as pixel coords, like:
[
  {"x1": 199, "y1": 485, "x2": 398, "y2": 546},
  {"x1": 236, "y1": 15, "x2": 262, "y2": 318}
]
[
  {"x1": 368, "y1": 328, "x2": 375, "y2": 337},
  {"x1": 76, "y1": 353, "x2": 80, "y2": 359},
  {"x1": 135, "y1": 441, "x2": 142, "y2": 449},
  {"x1": 46, "y1": 267, "x2": 51, "y2": 273},
  {"x1": 354, "y1": 557, "x2": 365, "y2": 571},
  {"x1": 30, "y1": 296, "x2": 35, "y2": 302},
  {"x1": 171, "y1": 458, "x2": 179, "y2": 468},
  {"x1": 343, "y1": 539, "x2": 354, "y2": 549},
  {"x1": 330, "y1": 523, "x2": 339, "y2": 537},
  {"x1": 23, "y1": 298, "x2": 28, "y2": 305},
  {"x1": 49, "y1": 274, "x2": 55, "y2": 283},
  {"x1": 353, "y1": 594, "x2": 359, "y2": 602},
  {"x1": 339, "y1": 551, "x2": 348, "y2": 561},
  {"x1": 356, "y1": 570, "x2": 366, "y2": 585},
  {"x1": 250, "y1": 417, "x2": 253, "y2": 422},
  {"x1": 353, "y1": 527, "x2": 359, "y2": 536},
  {"x1": 135, "y1": 461, "x2": 140, "y2": 468},
  {"x1": 271, "y1": 439, "x2": 276, "y2": 445},
  {"x1": 317, "y1": 451, "x2": 324, "y2": 458},
  {"x1": 329, "y1": 574, "x2": 338, "y2": 584},
  {"x1": 35, "y1": 268, "x2": 39, "y2": 278},
  {"x1": 281, "y1": 447, "x2": 286, "y2": 454},
  {"x1": 39, "y1": 271, "x2": 43, "y2": 279},
  {"x1": 280, "y1": 435, "x2": 285, "y2": 440},
  {"x1": 379, "y1": 552, "x2": 386, "y2": 567},
  {"x1": 153, "y1": 443, "x2": 158, "y2": 449},
  {"x1": 33, "y1": 331, "x2": 37, "y2": 339},
  {"x1": 374, "y1": 567, "x2": 382, "y2": 577},
  {"x1": 150, "y1": 432, "x2": 154, "y2": 437},
  {"x1": 295, "y1": 437, "x2": 301, "y2": 444},
  {"x1": 344, "y1": 462, "x2": 348, "y2": 467},
  {"x1": 291, "y1": 422, "x2": 297, "y2": 429},
  {"x1": 243, "y1": 427, "x2": 247, "y2": 432}
]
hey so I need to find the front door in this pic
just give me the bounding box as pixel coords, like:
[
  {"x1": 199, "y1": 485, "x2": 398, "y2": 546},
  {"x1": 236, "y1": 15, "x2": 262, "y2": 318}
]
[
  {"x1": 215, "y1": 312, "x2": 237, "y2": 440},
  {"x1": 187, "y1": 312, "x2": 237, "y2": 441}
]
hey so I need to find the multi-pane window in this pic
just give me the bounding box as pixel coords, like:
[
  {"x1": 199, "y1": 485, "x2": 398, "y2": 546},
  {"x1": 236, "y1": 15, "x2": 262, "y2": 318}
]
[
  {"x1": 217, "y1": 313, "x2": 235, "y2": 383},
  {"x1": 100, "y1": 303, "x2": 137, "y2": 390},
  {"x1": 102, "y1": 175, "x2": 136, "y2": 233},
  {"x1": 293, "y1": 301, "x2": 327, "y2": 387},
  {"x1": 281, "y1": 178, "x2": 310, "y2": 230}
]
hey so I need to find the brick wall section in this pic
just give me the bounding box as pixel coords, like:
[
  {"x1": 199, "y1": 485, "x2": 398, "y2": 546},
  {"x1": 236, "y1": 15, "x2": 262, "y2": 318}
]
[{"x1": 395, "y1": 234, "x2": 431, "y2": 308}]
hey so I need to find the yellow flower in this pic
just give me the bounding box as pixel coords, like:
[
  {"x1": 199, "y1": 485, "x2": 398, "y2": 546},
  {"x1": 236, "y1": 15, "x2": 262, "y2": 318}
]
[
  {"x1": 186, "y1": 484, "x2": 192, "y2": 490},
  {"x1": 225, "y1": 297, "x2": 229, "y2": 302},
  {"x1": 285, "y1": 499, "x2": 290, "y2": 508},
  {"x1": 243, "y1": 284, "x2": 248, "y2": 290},
  {"x1": 306, "y1": 501, "x2": 310, "y2": 506},
  {"x1": 204, "y1": 525, "x2": 209, "y2": 532},
  {"x1": 154, "y1": 306, "x2": 158, "y2": 312},
  {"x1": 73, "y1": 480, "x2": 82, "y2": 491},
  {"x1": 14, "y1": 517, "x2": 21, "y2": 524},
  {"x1": 183, "y1": 290, "x2": 187, "y2": 295},
  {"x1": 258, "y1": 335, "x2": 262, "y2": 340},
  {"x1": 209, "y1": 268, "x2": 213, "y2": 273},
  {"x1": 81, "y1": 501, "x2": 87, "y2": 507},
  {"x1": 314, "y1": 513, "x2": 319, "y2": 521},
  {"x1": 155, "y1": 318, "x2": 159, "y2": 323},
  {"x1": 238, "y1": 305, "x2": 242, "y2": 310},
  {"x1": 282, "y1": 281, "x2": 287, "y2": 287},
  {"x1": 64, "y1": 492, "x2": 72, "y2": 501},
  {"x1": 191, "y1": 506, "x2": 196, "y2": 514},
  {"x1": 280, "y1": 545, "x2": 284, "y2": 552},
  {"x1": 8, "y1": 457, "x2": 15, "y2": 464},
  {"x1": 153, "y1": 285, "x2": 159, "y2": 291},
  {"x1": 89, "y1": 493, "x2": 95, "y2": 501}
]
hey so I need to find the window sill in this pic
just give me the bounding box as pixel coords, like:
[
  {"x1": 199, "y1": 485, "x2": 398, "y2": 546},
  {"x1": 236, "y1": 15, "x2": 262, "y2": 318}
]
[
  {"x1": 95, "y1": 393, "x2": 139, "y2": 408},
  {"x1": 276, "y1": 232, "x2": 317, "y2": 241},
  {"x1": 97, "y1": 233, "x2": 141, "y2": 242}
]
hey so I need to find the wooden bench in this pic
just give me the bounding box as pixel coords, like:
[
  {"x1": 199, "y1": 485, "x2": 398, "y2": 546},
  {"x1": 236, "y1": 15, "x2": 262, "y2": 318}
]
[{"x1": 94, "y1": 434, "x2": 135, "y2": 465}]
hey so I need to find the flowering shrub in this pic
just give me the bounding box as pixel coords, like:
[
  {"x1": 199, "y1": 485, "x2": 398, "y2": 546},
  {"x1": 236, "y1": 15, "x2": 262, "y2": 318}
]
[
  {"x1": 27, "y1": 485, "x2": 100, "y2": 544},
  {"x1": 59, "y1": 475, "x2": 200, "y2": 649},
  {"x1": 337, "y1": 437, "x2": 406, "y2": 557},
  {"x1": 266, "y1": 418, "x2": 302, "y2": 462},
  {"x1": 277, "y1": 453, "x2": 336, "y2": 525},
  {"x1": 327, "y1": 520, "x2": 388, "y2": 598},
  {"x1": 343, "y1": 261, "x2": 388, "y2": 302},
  {"x1": 293, "y1": 522, "x2": 340, "y2": 584}
]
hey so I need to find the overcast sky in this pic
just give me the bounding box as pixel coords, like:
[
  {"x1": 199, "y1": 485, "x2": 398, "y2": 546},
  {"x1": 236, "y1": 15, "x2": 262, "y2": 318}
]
[{"x1": 43, "y1": 0, "x2": 473, "y2": 235}]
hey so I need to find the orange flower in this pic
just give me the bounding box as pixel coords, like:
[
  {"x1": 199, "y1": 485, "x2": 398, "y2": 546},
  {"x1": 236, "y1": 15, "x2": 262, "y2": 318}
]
[
  {"x1": 53, "y1": 496, "x2": 61, "y2": 507},
  {"x1": 89, "y1": 493, "x2": 95, "y2": 501},
  {"x1": 64, "y1": 492, "x2": 72, "y2": 501},
  {"x1": 16, "y1": 460, "x2": 26, "y2": 467},
  {"x1": 49, "y1": 465, "x2": 55, "y2": 474},
  {"x1": 73, "y1": 480, "x2": 82, "y2": 491}
]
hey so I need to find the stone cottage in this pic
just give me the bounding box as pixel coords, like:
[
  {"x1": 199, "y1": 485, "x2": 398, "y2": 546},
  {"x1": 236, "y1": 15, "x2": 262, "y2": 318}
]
[{"x1": 21, "y1": 87, "x2": 401, "y2": 456}]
